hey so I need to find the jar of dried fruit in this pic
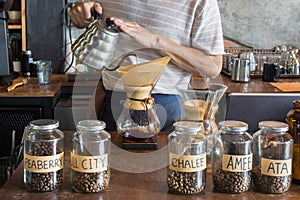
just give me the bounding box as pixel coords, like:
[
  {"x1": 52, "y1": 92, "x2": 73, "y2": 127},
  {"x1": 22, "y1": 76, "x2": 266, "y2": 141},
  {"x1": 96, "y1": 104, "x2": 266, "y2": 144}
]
[
  {"x1": 70, "y1": 120, "x2": 111, "y2": 193},
  {"x1": 23, "y1": 119, "x2": 64, "y2": 192},
  {"x1": 252, "y1": 121, "x2": 293, "y2": 193},
  {"x1": 212, "y1": 120, "x2": 252, "y2": 194},
  {"x1": 167, "y1": 121, "x2": 206, "y2": 195},
  {"x1": 286, "y1": 100, "x2": 300, "y2": 184}
]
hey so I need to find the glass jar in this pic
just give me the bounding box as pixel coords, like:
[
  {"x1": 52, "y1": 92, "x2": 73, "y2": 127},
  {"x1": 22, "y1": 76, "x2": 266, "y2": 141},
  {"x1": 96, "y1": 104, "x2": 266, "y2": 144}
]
[
  {"x1": 70, "y1": 120, "x2": 111, "y2": 193},
  {"x1": 286, "y1": 100, "x2": 300, "y2": 184},
  {"x1": 252, "y1": 121, "x2": 293, "y2": 193},
  {"x1": 167, "y1": 121, "x2": 206, "y2": 195},
  {"x1": 23, "y1": 119, "x2": 64, "y2": 192},
  {"x1": 212, "y1": 120, "x2": 252, "y2": 194},
  {"x1": 116, "y1": 85, "x2": 160, "y2": 149}
]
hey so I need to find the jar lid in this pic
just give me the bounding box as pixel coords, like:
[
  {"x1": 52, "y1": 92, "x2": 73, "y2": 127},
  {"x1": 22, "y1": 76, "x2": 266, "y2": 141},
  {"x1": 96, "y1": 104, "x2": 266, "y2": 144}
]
[
  {"x1": 29, "y1": 119, "x2": 59, "y2": 130},
  {"x1": 173, "y1": 121, "x2": 202, "y2": 133},
  {"x1": 258, "y1": 121, "x2": 289, "y2": 132},
  {"x1": 218, "y1": 120, "x2": 248, "y2": 132},
  {"x1": 76, "y1": 120, "x2": 106, "y2": 131}
]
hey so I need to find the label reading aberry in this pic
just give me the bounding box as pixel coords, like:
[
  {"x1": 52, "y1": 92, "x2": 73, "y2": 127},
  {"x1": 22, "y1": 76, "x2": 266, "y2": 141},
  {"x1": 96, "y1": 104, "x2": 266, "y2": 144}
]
[
  {"x1": 70, "y1": 152, "x2": 108, "y2": 173},
  {"x1": 261, "y1": 158, "x2": 292, "y2": 176},
  {"x1": 169, "y1": 152, "x2": 206, "y2": 173},
  {"x1": 222, "y1": 154, "x2": 253, "y2": 172},
  {"x1": 24, "y1": 152, "x2": 64, "y2": 173}
]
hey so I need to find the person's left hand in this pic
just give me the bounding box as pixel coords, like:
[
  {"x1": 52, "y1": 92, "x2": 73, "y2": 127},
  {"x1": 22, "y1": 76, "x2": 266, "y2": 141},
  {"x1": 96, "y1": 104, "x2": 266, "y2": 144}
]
[{"x1": 110, "y1": 17, "x2": 159, "y2": 48}]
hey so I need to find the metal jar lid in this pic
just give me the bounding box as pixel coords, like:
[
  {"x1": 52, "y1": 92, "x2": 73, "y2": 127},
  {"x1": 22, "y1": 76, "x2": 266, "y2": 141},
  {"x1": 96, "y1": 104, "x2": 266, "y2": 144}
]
[
  {"x1": 76, "y1": 120, "x2": 106, "y2": 132},
  {"x1": 22, "y1": 50, "x2": 32, "y2": 56},
  {"x1": 258, "y1": 121, "x2": 289, "y2": 132},
  {"x1": 29, "y1": 119, "x2": 59, "y2": 130},
  {"x1": 218, "y1": 120, "x2": 248, "y2": 132},
  {"x1": 173, "y1": 121, "x2": 202, "y2": 133}
]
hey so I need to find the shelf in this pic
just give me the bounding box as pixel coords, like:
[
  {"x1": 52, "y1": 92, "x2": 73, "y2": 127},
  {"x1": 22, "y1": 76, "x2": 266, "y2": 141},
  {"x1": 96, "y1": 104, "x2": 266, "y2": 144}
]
[{"x1": 8, "y1": 24, "x2": 22, "y2": 29}]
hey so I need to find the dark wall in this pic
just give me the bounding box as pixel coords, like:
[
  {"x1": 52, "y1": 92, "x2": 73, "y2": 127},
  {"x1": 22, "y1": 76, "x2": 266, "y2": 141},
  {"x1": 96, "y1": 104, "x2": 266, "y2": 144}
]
[{"x1": 26, "y1": 0, "x2": 66, "y2": 73}]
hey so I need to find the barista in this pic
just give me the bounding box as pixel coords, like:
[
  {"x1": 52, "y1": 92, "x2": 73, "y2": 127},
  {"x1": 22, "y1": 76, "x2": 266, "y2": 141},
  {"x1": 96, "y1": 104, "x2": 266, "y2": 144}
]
[{"x1": 69, "y1": 0, "x2": 224, "y2": 131}]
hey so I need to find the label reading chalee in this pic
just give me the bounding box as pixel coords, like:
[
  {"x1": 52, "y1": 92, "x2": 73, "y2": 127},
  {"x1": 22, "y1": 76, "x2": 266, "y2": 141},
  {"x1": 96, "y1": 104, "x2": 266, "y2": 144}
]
[
  {"x1": 24, "y1": 152, "x2": 64, "y2": 173},
  {"x1": 70, "y1": 152, "x2": 108, "y2": 173},
  {"x1": 222, "y1": 154, "x2": 252, "y2": 172},
  {"x1": 169, "y1": 152, "x2": 206, "y2": 172},
  {"x1": 261, "y1": 158, "x2": 292, "y2": 176}
]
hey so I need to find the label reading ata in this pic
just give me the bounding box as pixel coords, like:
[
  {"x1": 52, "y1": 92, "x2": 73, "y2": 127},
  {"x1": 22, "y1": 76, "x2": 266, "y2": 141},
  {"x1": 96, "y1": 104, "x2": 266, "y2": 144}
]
[
  {"x1": 261, "y1": 157, "x2": 292, "y2": 176},
  {"x1": 70, "y1": 152, "x2": 108, "y2": 173},
  {"x1": 222, "y1": 154, "x2": 252, "y2": 172},
  {"x1": 24, "y1": 152, "x2": 64, "y2": 173},
  {"x1": 169, "y1": 152, "x2": 206, "y2": 173}
]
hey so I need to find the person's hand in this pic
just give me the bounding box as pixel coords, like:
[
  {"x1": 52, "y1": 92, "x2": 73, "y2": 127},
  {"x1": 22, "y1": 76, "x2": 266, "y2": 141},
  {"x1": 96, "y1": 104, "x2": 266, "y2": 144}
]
[
  {"x1": 69, "y1": 2, "x2": 102, "y2": 28},
  {"x1": 110, "y1": 17, "x2": 159, "y2": 49}
]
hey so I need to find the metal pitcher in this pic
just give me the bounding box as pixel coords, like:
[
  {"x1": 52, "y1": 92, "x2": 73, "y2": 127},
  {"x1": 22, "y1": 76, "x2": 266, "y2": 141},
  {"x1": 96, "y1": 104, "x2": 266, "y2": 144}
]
[
  {"x1": 231, "y1": 58, "x2": 251, "y2": 82},
  {"x1": 71, "y1": 13, "x2": 119, "y2": 70}
]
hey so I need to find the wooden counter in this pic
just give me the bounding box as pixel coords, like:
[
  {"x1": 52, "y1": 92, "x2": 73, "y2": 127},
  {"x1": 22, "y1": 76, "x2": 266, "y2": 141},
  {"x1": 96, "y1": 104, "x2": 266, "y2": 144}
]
[
  {"x1": 191, "y1": 74, "x2": 300, "y2": 94},
  {"x1": 1, "y1": 131, "x2": 300, "y2": 199}
]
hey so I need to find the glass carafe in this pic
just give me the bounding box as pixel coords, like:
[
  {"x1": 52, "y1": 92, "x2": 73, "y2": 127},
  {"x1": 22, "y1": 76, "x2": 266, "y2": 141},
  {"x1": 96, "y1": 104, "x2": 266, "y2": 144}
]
[
  {"x1": 176, "y1": 83, "x2": 227, "y2": 169},
  {"x1": 116, "y1": 56, "x2": 171, "y2": 149},
  {"x1": 116, "y1": 85, "x2": 160, "y2": 148}
]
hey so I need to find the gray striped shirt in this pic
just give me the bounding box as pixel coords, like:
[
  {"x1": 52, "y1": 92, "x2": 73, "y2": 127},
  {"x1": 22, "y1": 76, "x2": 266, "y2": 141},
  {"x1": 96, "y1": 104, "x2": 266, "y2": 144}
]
[{"x1": 79, "y1": 0, "x2": 224, "y2": 94}]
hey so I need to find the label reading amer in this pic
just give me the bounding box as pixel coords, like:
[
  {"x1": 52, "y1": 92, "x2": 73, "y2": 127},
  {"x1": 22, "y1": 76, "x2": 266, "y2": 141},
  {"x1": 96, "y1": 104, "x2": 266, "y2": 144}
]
[{"x1": 222, "y1": 154, "x2": 253, "y2": 172}]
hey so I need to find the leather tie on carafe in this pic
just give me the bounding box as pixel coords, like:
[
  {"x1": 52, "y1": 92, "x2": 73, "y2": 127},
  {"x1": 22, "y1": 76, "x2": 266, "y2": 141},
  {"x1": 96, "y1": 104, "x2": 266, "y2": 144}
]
[{"x1": 127, "y1": 97, "x2": 158, "y2": 132}]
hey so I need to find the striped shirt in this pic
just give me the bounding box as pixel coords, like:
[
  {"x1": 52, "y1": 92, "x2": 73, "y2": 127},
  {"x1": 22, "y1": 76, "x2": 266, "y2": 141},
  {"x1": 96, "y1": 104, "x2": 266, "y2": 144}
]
[{"x1": 78, "y1": 0, "x2": 224, "y2": 94}]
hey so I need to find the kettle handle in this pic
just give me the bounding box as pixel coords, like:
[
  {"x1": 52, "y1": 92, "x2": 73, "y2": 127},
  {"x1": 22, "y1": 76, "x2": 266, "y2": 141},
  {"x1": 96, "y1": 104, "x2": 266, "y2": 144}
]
[{"x1": 91, "y1": 10, "x2": 102, "y2": 20}]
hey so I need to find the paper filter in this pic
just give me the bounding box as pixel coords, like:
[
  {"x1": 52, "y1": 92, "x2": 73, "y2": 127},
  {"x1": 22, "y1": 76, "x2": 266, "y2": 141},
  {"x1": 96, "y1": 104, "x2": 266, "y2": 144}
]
[{"x1": 117, "y1": 56, "x2": 171, "y2": 87}]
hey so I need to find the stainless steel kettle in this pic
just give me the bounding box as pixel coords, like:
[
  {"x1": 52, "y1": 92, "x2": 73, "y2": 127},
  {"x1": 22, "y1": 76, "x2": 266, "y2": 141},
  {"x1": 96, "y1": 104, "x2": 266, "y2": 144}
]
[{"x1": 71, "y1": 12, "x2": 119, "y2": 70}]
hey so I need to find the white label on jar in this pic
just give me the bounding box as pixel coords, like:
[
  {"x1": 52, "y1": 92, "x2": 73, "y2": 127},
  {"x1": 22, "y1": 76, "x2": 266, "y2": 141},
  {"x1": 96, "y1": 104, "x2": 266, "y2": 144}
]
[
  {"x1": 70, "y1": 152, "x2": 108, "y2": 173},
  {"x1": 222, "y1": 154, "x2": 253, "y2": 172},
  {"x1": 261, "y1": 158, "x2": 292, "y2": 176},
  {"x1": 24, "y1": 152, "x2": 64, "y2": 173},
  {"x1": 169, "y1": 152, "x2": 206, "y2": 172}
]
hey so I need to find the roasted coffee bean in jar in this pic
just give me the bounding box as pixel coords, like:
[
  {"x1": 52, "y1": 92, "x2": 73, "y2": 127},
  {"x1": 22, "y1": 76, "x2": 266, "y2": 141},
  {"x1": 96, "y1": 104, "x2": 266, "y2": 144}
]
[
  {"x1": 212, "y1": 120, "x2": 252, "y2": 194},
  {"x1": 286, "y1": 100, "x2": 300, "y2": 184},
  {"x1": 252, "y1": 121, "x2": 293, "y2": 193},
  {"x1": 23, "y1": 119, "x2": 64, "y2": 192},
  {"x1": 167, "y1": 121, "x2": 206, "y2": 195},
  {"x1": 71, "y1": 120, "x2": 111, "y2": 193}
]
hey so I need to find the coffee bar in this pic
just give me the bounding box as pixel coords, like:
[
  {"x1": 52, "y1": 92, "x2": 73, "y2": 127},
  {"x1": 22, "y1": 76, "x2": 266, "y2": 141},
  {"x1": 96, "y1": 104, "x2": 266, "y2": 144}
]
[{"x1": 1, "y1": 0, "x2": 300, "y2": 199}]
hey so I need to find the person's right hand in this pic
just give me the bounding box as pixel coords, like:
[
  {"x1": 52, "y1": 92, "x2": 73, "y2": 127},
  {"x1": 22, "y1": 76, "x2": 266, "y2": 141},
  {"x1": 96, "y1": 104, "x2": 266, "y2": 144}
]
[{"x1": 69, "y1": 2, "x2": 102, "y2": 28}]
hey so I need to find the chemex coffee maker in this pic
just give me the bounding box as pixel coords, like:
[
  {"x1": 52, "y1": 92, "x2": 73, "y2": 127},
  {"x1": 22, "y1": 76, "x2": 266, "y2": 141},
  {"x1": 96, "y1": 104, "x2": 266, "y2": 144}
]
[
  {"x1": 176, "y1": 82, "x2": 227, "y2": 168},
  {"x1": 116, "y1": 56, "x2": 171, "y2": 149}
]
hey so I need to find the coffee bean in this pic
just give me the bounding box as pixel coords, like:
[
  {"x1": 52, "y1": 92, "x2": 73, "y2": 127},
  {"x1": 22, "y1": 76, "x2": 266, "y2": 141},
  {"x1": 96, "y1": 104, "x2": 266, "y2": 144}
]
[
  {"x1": 213, "y1": 167, "x2": 251, "y2": 193},
  {"x1": 167, "y1": 170, "x2": 206, "y2": 195},
  {"x1": 72, "y1": 170, "x2": 110, "y2": 193},
  {"x1": 252, "y1": 165, "x2": 291, "y2": 193},
  {"x1": 24, "y1": 141, "x2": 64, "y2": 192}
]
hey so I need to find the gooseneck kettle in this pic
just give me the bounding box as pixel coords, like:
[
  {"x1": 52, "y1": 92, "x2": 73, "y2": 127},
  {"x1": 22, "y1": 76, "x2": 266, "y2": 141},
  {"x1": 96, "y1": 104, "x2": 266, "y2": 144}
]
[{"x1": 71, "y1": 11, "x2": 120, "y2": 70}]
